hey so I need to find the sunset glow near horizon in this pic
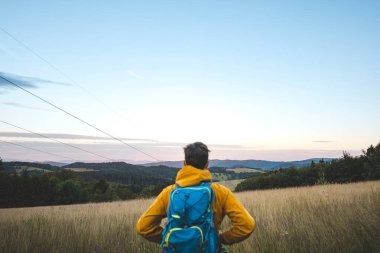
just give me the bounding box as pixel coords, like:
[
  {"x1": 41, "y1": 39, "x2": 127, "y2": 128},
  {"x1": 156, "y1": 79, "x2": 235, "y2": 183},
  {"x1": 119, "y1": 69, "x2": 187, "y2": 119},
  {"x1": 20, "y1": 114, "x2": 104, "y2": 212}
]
[{"x1": 0, "y1": 1, "x2": 379, "y2": 162}]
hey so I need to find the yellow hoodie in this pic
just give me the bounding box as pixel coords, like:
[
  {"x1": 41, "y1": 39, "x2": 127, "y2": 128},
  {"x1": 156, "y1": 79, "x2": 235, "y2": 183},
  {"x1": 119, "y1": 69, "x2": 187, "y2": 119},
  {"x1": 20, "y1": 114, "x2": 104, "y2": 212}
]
[{"x1": 136, "y1": 165, "x2": 255, "y2": 245}]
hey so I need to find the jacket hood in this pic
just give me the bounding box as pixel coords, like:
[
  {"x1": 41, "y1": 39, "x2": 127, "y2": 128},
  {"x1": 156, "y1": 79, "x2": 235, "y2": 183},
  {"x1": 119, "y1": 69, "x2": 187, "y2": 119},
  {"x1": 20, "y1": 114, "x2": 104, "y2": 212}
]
[{"x1": 175, "y1": 165, "x2": 212, "y2": 187}]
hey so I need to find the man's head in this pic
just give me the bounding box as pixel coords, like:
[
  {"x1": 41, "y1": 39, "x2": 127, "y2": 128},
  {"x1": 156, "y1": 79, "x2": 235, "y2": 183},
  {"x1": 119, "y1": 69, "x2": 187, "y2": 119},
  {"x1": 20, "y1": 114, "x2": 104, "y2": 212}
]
[{"x1": 183, "y1": 142, "x2": 210, "y2": 170}]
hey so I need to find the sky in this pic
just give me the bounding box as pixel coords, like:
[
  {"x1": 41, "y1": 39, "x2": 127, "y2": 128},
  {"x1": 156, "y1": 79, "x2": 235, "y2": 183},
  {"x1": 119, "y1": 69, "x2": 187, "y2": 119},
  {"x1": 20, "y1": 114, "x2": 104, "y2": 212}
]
[{"x1": 0, "y1": 0, "x2": 379, "y2": 163}]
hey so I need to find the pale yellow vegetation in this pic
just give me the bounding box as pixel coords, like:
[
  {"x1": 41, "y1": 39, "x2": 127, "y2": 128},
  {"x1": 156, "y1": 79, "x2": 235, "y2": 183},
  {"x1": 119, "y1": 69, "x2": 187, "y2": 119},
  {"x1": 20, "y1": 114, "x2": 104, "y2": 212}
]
[
  {"x1": 64, "y1": 167, "x2": 98, "y2": 172},
  {"x1": 217, "y1": 179, "x2": 243, "y2": 191},
  {"x1": 226, "y1": 168, "x2": 265, "y2": 173},
  {"x1": 1, "y1": 181, "x2": 379, "y2": 253},
  {"x1": 15, "y1": 166, "x2": 51, "y2": 173}
]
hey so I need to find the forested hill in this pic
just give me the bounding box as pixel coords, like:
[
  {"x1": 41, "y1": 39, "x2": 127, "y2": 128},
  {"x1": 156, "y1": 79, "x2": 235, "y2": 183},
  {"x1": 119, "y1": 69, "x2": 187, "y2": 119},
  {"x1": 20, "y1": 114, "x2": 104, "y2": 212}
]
[
  {"x1": 2, "y1": 161, "x2": 259, "y2": 183},
  {"x1": 1, "y1": 144, "x2": 376, "y2": 208},
  {"x1": 0, "y1": 159, "x2": 258, "y2": 208},
  {"x1": 236, "y1": 143, "x2": 380, "y2": 192},
  {"x1": 143, "y1": 158, "x2": 333, "y2": 170},
  {"x1": 3, "y1": 158, "x2": 334, "y2": 174},
  {"x1": 63, "y1": 162, "x2": 180, "y2": 186},
  {"x1": 3, "y1": 161, "x2": 180, "y2": 180},
  {"x1": 0, "y1": 159, "x2": 264, "y2": 208},
  {"x1": 3, "y1": 161, "x2": 60, "y2": 173},
  {"x1": 63, "y1": 162, "x2": 180, "y2": 179},
  {"x1": 0, "y1": 161, "x2": 177, "y2": 208}
]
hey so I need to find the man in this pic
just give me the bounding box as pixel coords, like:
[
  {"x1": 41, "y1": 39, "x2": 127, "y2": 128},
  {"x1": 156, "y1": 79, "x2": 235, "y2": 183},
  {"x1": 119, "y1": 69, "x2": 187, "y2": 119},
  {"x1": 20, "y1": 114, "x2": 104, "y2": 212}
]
[{"x1": 136, "y1": 142, "x2": 255, "y2": 249}]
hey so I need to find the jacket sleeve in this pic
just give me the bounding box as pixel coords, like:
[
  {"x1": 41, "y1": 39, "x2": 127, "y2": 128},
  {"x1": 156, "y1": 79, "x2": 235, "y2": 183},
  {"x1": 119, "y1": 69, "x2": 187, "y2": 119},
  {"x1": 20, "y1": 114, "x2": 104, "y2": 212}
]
[
  {"x1": 219, "y1": 189, "x2": 256, "y2": 245},
  {"x1": 135, "y1": 186, "x2": 172, "y2": 244}
]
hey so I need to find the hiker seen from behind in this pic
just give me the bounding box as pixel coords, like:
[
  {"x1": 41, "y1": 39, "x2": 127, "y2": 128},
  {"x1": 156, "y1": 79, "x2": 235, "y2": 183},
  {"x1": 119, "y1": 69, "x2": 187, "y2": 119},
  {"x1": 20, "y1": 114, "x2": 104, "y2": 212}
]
[{"x1": 136, "y1": 142, "x2": 255, "y2": 252}]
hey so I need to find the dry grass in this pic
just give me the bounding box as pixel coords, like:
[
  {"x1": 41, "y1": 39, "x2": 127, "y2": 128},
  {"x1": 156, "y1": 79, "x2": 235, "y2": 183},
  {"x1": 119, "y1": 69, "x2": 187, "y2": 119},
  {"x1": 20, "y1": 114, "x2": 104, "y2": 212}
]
[
  {"x1": 15, "y1": 166, "x2": 52, "y2": 173},
  {"x1": 226, "y1": 168, "x2": 265, "y2": 173},
  {"x1": 64, "y1": 167, "x2": 98, "y2": 172},
  {"x1": 1, "y1": 181, "x2": 379, "y2": 253},
  {"x1": 217, "y1": 179, "x2": 243, "y2": 191}
]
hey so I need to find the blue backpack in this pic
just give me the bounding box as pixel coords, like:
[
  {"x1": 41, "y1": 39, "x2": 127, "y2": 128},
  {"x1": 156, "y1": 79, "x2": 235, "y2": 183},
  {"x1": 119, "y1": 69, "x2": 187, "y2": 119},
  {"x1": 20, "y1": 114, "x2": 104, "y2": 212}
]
[{"x1": 161, "y1": 182, "x2": 220, "y2": 253}]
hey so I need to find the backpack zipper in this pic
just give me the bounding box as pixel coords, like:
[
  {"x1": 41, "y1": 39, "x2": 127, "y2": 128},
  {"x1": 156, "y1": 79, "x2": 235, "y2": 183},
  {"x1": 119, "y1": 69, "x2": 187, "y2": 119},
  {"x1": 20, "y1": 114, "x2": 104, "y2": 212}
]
[{"x1": 164, "y1": 226, "x2": 204, "y2": 247}]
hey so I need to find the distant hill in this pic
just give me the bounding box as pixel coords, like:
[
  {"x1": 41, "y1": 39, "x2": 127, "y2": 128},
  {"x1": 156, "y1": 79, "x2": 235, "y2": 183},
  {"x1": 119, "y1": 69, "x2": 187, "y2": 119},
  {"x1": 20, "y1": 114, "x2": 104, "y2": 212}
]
[
  {"x1": 3, "y1": 161, "x2": 176, "y2": 192},
  {"x1": 63, "y1": 162, "x2": 179, "y2": 179},
  {"x1": 143, "y1": 158, "x2": 334, "y2": 170},
  {"x1": 3, "y1": 158, "x2": 332, "y2": 185},
  {"x1": 236, "y1": 143, "x2": 380, "y2": 192},
  {"x1": 4, "y1": 158, "x2": 335, "y2": 173},
  {"x1": 0, "y1": 161, "x2": 174, "y2": 208},
  {"x1": 41, "y1": 161, "x2": 68, "y2": 167},
  {"x1": 3, "y1": 161, "x2": 60, "y2": 173},
  {"x1": 2, "y1": 161, "x2": 259, "y2": 183}
]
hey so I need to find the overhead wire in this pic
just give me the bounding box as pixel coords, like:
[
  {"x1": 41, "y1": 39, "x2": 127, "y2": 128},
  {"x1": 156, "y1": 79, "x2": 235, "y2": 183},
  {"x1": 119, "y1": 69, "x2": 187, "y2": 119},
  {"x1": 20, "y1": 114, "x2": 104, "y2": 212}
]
[
  {"x1": 0, "y1": 75, "x2": 161, "y2": 161},
  {"x1": 0, "y1": 119, "x2": 114, "y2": 161},
  {"x1": 0, "y1": 139, "x2": 76, "y2": 161},
  {"x1": 0, "y1": 26, "x2": 125, "y2": 118},
  {"x1": 0, "y1": 26, "x2": 158, "y2": 160}
]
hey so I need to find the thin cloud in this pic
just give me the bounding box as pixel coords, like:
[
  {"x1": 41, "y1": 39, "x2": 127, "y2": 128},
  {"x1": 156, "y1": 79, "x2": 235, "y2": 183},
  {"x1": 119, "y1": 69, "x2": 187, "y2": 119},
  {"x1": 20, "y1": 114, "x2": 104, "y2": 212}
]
[
  {"x1": 126, "y1": 70, "x2": 143, "y2": 79},
  {"x1": 0, "y1": 72, "x2": 71, "y2": 90},
  {"x1": 0, "y1": 132, "x2": 157, "y2": 143},
  {"x1": 147, "y1": 142, "x2": 247, "y2": 149}
]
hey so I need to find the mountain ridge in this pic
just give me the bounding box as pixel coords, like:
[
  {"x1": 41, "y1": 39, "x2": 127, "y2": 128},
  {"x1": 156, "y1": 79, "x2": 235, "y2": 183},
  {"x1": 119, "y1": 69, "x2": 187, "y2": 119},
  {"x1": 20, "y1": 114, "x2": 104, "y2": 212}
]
[{"x1": 142, "y1": 158, "x2": 334, "y2": 170}]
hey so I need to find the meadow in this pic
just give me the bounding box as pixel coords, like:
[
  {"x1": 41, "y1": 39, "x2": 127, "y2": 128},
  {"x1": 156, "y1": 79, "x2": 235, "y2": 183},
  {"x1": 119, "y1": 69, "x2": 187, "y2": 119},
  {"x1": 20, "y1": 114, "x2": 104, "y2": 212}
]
[{"x1": 0, "y1": 181, "x2": 379, "y2": 253}]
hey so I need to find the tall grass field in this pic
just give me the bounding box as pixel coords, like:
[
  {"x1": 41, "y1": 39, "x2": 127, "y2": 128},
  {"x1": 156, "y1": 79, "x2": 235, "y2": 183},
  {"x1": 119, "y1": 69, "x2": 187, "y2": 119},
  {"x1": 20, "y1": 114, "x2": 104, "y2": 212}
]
[{"x1": 1, "y1": 181, "x2": 379, "y2": 253}]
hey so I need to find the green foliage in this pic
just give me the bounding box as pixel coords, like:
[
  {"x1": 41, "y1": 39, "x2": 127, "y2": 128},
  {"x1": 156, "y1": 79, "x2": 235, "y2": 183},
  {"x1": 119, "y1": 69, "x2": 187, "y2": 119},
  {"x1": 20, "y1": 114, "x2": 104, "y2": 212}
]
[
  {"x1": 78, "y1": 170, "x2": 170, "y2": 186},
  {"x1": 63, "y1": 162, "x2": 180, "y2": 179},
  {"x1": 93, "y1": 179, "x2": 109, "y2": 194},
  {"x1": 0, "y1": 168, "x2": 172, "y2": 208},
  {"x1": 0, "y1": 156, "x2": 3, "y2": 171},
  {"x1": 3, "y1": 161, "x2": 59, "y2": 172},
  {"x1": 0, "y1": 160, "x2": 177, "y2": 207},
  {"x1": 57, "y1": 179, "x2": 87, "y2": 204},
  {"x1": 209, "y1": 167, "x2": 261, "y2": 181},
  {"x1": 236, "y1": 143, "x2": 380, "y2": 192}
]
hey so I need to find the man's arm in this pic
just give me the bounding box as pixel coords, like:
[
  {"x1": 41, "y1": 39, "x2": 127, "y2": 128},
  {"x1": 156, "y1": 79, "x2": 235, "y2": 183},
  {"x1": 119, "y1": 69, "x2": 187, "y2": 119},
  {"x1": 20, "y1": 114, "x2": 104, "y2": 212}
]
[
  {"x1": 220, "y1": 189, "x2": 256, "y2": 245},
  {"x1": 135, "y1": 186, "x2": 173, "y2": 243}
]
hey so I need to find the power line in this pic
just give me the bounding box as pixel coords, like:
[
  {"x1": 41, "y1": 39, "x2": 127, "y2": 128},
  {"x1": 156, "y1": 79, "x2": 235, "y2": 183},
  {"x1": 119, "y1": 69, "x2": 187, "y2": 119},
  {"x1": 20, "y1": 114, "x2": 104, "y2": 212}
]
[
  {"x1": 0, "y1": 26, "x2": 73, "y2": 85},
  {"x1": 0, "y1": 26, "x2": 138, "y2": 127},
  {"x1": 0, "y1": 119, "x2": 114, "y2": 161},
  {"x1": 0, "y1": 75, "x2": 160, "y2": 161},
  {"x1": 0, "y1": 139, "x2": 76, "y2": 161},
  {"x1": 1, "y1": 26, "x2": 155, "y2": 150}
]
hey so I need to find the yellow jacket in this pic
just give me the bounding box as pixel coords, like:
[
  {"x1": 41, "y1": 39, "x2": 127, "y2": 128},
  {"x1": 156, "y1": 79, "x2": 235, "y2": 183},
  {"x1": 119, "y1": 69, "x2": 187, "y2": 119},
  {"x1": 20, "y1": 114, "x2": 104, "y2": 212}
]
[{"x1": 136, "y1": 165, "x2": 255, "y2": 245}]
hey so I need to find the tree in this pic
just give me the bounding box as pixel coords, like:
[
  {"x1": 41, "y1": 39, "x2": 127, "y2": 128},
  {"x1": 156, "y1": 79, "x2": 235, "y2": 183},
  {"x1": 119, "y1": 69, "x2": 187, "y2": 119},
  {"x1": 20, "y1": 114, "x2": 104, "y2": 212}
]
[
  {"x1": 58, "y1": 179, "x2": 87, "y2": 204},
  {"x1": 362, "y1": 143, "x2": 380, "y2": 180},
  {"x1": 0, "y1": 156, "x2": 3, "y2": 171},
  {"x1": 93, "y1": 179, "x2": 109, "y2": 194}
]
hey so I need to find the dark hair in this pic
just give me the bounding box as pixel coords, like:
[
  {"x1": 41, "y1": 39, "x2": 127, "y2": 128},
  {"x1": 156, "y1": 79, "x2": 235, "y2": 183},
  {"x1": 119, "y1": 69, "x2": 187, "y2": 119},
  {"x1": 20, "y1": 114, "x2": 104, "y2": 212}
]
[{"x1": 184, "y1": 142, "x2": 210, "y2": 170}]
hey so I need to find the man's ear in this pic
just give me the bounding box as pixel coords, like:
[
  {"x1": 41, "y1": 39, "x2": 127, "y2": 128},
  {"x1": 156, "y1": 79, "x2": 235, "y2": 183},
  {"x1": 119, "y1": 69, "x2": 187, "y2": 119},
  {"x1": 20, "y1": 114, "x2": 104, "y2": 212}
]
[
  {"x1": 204, "y1": 161, "x2": 209, "y2": 169},
  {"x1": 184, "y1": 161, "x2": 187, "y2": 166}
]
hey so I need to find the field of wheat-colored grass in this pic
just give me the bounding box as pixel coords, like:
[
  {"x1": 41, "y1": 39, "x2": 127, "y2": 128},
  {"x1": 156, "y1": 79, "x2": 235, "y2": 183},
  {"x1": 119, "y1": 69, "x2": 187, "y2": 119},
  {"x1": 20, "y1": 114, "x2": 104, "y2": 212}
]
[
  {"x1": 1, "y1": 181, "x2": 379, "y2": 253},
  {"x1": 217, "y1": 179, "x2": 243, "y2": 191},
  {"x1": 226, "y1": 168, "x2": 265, "y2": 173}
]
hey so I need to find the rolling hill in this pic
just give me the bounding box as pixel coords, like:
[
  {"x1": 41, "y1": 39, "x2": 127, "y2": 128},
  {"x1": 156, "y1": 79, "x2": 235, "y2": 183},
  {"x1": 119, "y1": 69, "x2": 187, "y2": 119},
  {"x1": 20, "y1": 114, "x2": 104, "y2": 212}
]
[{"x1": 142, "y1": 158, "x2": 333, "y2": 170}]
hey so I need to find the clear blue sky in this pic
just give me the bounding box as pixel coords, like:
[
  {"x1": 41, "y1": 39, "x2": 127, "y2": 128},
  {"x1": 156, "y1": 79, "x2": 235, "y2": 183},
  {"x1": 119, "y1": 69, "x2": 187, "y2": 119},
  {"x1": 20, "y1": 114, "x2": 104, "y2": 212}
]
[{"x1": 0, "y1": 1, "x2": 379, "y2": 162}]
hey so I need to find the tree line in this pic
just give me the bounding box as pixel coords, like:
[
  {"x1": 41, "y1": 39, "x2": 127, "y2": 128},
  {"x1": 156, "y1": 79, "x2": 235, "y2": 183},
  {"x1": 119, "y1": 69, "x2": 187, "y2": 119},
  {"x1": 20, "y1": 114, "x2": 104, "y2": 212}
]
[
  {"x1": 0, "y1": 165, "x2": 172, "y2": 208},
  {"x1": 235, "y1": 143, "x2": 380, "y2": 192}
]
